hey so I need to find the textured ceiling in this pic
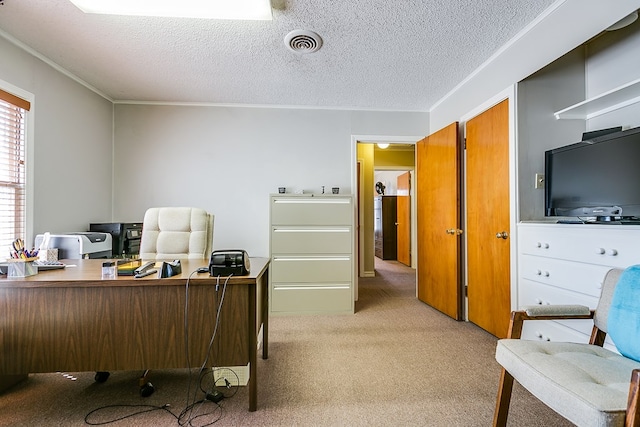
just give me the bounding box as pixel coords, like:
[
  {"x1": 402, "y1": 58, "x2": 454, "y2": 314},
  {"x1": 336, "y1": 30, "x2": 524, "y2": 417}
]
[{"x1": 0, "y1": 0, "x2": 558, "y2": 111}]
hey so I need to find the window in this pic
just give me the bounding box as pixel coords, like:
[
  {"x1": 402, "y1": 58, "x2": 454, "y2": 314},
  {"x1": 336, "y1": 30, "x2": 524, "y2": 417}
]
[{"x1": 0, "y1": 89, "x2": 30, "y2": 254}]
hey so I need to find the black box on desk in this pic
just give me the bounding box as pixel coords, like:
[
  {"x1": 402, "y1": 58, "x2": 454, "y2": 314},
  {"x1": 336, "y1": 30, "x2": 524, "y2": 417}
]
[{"x1": 89, "y1": 222, "x2": 143, "y2": 258}]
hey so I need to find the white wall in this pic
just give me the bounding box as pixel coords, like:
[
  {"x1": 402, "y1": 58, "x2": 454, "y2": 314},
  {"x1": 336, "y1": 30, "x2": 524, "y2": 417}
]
[
  {"x1": 113, "y1": 104, "x2": 428, "y2": 257},
  {"x1": 0, "y1": 35, "x2": 113, "y2": 245}
]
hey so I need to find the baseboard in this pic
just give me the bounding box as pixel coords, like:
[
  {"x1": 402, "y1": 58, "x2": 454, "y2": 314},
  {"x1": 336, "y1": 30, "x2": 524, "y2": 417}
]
[{"x1": 361, "y1": 270, "x2": 375, "y2": 278}]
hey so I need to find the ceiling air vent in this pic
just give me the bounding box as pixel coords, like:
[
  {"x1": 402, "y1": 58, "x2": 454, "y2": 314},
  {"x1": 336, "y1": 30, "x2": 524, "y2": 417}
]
[{"x1": 284, "y1": 30, "x2": 323, "y2": 54}]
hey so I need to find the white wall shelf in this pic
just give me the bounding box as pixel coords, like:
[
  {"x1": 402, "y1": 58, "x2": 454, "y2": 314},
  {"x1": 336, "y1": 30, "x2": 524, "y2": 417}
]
[{"x1": 554, "y1": 78, "x2": 640, "y2": 120}]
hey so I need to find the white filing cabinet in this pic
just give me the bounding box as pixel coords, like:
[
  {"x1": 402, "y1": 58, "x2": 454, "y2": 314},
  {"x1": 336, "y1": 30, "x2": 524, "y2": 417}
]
[
  {"x1": 270, "y1": 195, "x2": 354, "y2": 315},
  {"x1": 518, "y1": 222, "x2": 640, "y2": 347}
]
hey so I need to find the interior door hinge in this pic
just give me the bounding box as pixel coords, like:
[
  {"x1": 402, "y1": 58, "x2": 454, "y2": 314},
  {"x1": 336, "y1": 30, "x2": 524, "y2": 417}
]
[
  {"x1": 464, "y1": 285, "x2": 468, "y2": 297},
  {"x1": 463, "y1": 138, "x2": 467, "y2": 149}
]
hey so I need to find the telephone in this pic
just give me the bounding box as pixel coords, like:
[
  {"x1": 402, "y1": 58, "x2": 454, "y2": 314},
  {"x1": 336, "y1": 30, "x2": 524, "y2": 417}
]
[{"x1": 209, "y1": 250, "x2": 250, "y2": 277}]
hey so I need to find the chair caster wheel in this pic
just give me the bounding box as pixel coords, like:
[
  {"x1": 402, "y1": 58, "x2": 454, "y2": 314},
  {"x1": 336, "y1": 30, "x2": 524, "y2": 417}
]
[
  {"x1": 94, "y1": 371, "x2": 110, "y2": 383},
  {"x1": 140, "y1": 382, "x2": 155, "y2": 397}
]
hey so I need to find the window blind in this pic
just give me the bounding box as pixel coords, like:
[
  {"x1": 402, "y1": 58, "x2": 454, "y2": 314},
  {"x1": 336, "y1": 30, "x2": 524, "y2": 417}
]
[{"x1": 0, "y1": 89, "x2": 29, "y2": 256}]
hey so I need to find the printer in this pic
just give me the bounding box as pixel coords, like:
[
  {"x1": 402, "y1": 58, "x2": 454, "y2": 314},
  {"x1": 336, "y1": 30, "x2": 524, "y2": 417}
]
[{"x1": 34, "y1": 232, "x2": 113, "y2": 259}]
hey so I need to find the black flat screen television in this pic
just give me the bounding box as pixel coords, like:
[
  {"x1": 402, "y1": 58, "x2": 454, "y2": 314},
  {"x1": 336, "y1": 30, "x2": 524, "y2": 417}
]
[{"x1": 545, "y1": 126, "x2": 640, "y2": 223}]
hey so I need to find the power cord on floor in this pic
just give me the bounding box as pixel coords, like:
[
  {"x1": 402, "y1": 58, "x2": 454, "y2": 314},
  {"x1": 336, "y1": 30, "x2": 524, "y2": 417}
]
[{"x1": 84, "y1": 403, "x2": 177, "y2": 425}]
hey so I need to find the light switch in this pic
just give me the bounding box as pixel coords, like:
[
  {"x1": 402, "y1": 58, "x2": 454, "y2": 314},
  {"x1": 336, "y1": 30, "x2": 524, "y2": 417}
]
[{"x1": 535, "y1": 173, "x2": 545, "y2": 189}]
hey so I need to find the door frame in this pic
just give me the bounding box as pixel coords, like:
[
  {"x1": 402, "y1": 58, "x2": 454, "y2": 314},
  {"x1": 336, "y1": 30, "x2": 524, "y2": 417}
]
[
  {"x1": 351, "y1": 135, "x2": 423, "y2": 301},
  {"x1": 458, "y1": 86, "x2": 519, "y2": 318}
]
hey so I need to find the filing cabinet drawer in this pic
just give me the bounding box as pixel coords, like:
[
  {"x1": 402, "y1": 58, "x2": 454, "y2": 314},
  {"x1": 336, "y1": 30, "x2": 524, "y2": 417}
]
[
  {"x1": 271, "y1": 284, "x2": 352, "y2": 314},
  {"x1": 271, "y1": 227, "x2": 351, "y2": 254},
  {"x1": 272, "y1": 256, "x2": 352, "y2": 283},
  {"x1": 271, "y1": 197, "x2": 352, "y2": 226}
]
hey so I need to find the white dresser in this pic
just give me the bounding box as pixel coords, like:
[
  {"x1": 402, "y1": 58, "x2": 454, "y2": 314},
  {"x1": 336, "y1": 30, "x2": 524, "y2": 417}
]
[
  {"x1": 518, "y1": 222, "x2": 640, "y2": 347},
  {"x1": 269, "y1": 195, "x2": 354, "y2": 315}
]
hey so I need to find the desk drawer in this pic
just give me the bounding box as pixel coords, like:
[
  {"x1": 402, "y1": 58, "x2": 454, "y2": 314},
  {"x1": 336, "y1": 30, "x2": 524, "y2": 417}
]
[
  {"x1": 272, "y1": 256, "x2": 351, "y2": 283},
  {"x1": 271, "y1": 227, "x2": 351, "y2": 254},
  {"x1": 271, "y1": 197, "x2": 352, "y2": 226},
  {"x1": 271, "y1": 284, "x2": 352, "y2": 314}
]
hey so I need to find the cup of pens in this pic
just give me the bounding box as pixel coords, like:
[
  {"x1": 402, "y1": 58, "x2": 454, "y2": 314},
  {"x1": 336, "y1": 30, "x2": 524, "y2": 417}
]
[
  {"x1": 10, "y1": 238, "x2": 38, "y2": 260},
  {"x1": 7, "y1": 238, "x2": 38, "y2": 278}
]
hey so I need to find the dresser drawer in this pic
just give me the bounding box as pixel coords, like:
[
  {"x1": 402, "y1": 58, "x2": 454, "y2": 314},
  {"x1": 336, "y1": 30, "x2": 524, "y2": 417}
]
[
  {"x1": 519, "y1": 223, "x2": 640, "y2": 267},
  {"x1": 521, "y1": 319, "x2": 590, "y2": 344},
  {"x1": 271, "y1": 197, "x2": 352, "y2": 226},
  {"x1": 271, "y1": 227, "x2": 351, "y2": 254},
  {"x1": 271, "y1": 284, "x2": 352, "y2": 314},
  {"x1": 519, "y1": 254, "x2": 610, "y2": 298},
  {"x1": 271, "y1": 256, "x2": 352, "y2": 283},
  {"x1": 519, "y1": 279, "x2": 597, "y2": 337},
  {"x1": 520, "y1": 314, "x2": 617, "y2": 351}
]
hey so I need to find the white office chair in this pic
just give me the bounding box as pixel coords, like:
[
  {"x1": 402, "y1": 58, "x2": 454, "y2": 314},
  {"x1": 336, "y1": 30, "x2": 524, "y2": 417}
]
[
  {"x1": 139, "y1": 206, "x2": 214, "y2": 260},
  {"x1": 96, "y1": 206, "x2": 214, "y2": 396}
]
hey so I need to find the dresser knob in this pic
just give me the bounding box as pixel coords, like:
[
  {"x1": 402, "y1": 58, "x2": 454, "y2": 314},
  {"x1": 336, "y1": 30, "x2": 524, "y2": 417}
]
[
  {"x1": 607, "y1": 248, "x2": 618, "y2": 256},
  {"x1": 536, "y1": 269, "x2": 542, "y2": 276},
  {"x1": 544, "y1": 271, "x2": 550, "y2": 277},
  {"x1": 596, "y1": 247, "x2": 605, "y2": 254}
]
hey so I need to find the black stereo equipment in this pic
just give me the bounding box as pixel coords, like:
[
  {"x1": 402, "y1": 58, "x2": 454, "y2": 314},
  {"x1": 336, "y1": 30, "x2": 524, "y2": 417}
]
[{"x1": 209, "y1": 250, "x2": 250, "y2": 277}]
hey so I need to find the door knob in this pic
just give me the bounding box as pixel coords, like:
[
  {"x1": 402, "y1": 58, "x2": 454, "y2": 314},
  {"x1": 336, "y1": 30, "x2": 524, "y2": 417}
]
[
  {"x1": 496, "y1": 231, "x2": 509, "y2": 239},
  {"x1": 446, "y1": 229, "x2": 455, "y2": 235}
]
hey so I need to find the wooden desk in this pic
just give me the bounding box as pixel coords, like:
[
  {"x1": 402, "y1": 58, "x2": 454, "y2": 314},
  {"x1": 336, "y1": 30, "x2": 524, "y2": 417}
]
[{"x1": 0, "y1": 258, "x2": 269, "y2": 411}]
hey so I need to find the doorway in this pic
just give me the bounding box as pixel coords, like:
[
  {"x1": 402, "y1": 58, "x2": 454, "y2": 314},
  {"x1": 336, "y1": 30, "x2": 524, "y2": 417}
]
[{"x1": 353, "y1": 138, "x2": 420, "y2": 303}]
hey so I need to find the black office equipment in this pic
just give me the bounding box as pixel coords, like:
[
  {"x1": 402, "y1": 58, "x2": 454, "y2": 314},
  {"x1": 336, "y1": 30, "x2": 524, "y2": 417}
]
[
  {"x1": 158, "y1": 260, "x2": 181, "y2": 278},
  {"x1": 209, "y1": 250, "x2": 250, "y2": 276},
  {"x1": 89, "y1": 222, "x2": 143, "y2": 258},
  {"x1": 545, "y1": 126, "x2": 640, "y2": 223}
]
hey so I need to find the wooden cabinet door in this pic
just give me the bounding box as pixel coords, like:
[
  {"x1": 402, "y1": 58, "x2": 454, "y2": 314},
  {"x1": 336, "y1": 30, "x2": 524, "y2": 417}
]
[
  {"x1": 466, "y1": 99, "x2": 511, "y2": 338},
  {"x1": 396, "y1": 172, "x2": 411, "y2": 266},
  {"x1": 416, "y1": 122, "x2": 462, "y2": 320}
]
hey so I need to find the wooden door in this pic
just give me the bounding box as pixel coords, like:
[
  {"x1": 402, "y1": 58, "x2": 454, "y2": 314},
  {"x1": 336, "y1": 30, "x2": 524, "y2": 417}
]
[
  {"x1": 466, "y1": 99, "x2": 511, "y2": 338},
  {"x1": 396, "y1": 172, "x2": 411, "y2": 266},
  {"x1": 416, "y1": 122, "x2": 462, "y2": 320}
]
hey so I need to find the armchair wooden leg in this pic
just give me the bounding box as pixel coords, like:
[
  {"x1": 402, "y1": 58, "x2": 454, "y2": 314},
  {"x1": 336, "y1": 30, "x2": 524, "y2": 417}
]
[
  {"x1": 493, "y1": 368, "x2": 515, "y2": 427},
  {"x1": 626, "y1": 369, "x2": 640, "y2": 427}
]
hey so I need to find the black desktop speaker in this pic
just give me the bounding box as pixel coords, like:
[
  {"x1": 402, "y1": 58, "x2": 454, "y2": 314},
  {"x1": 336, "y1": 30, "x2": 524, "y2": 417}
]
[{"x1": 209, "y1": 250, "x2": 250, "y2": 277}]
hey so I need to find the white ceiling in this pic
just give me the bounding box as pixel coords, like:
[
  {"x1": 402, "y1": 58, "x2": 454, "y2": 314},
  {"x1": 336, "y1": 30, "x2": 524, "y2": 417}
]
[{"x1": 0, "y1": 0, "x2": 559, "y2": 111}]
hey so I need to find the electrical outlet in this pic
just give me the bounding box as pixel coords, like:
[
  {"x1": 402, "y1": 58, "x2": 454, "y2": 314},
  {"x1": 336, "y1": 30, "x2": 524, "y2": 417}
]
[{"x1": 535, "y1": 173, "x2": 545, "y2": 189}]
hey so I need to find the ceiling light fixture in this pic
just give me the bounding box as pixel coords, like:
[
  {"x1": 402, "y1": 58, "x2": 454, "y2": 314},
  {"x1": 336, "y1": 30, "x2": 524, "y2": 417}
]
[
  {"x1": 377, "y1": 143, "x2": 390, "y2": 149},
  {"x1": 68, "y1": 0, "x2": 273, "y2": 20}
]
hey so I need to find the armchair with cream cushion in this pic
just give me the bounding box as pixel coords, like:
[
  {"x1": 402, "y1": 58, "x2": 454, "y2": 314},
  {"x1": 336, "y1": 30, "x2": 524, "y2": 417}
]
[
  {"x1": 139, "y1": 207, "x2": 213, "y2": 260},
  {"x1": 493, "y1": 267, "x2": 640, "y2": 427}
]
